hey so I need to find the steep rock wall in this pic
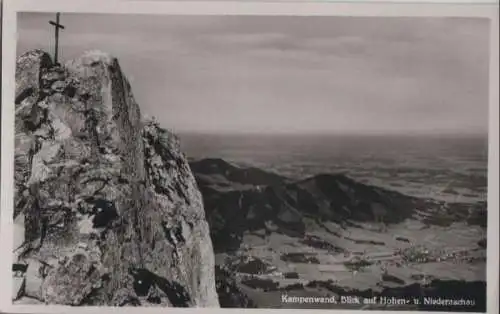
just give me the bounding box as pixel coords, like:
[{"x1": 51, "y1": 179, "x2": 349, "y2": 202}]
[{"x1": 13, "y1": 50, "x2": 219, "y2": 307}]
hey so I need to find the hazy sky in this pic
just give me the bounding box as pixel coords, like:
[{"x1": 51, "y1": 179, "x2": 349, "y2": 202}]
[{"x1": 17, "y1": 13, "x2": 490, "y2": 135}]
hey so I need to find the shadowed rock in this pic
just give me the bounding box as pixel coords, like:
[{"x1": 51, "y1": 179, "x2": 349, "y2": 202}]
[
  {"x1": 129, "y1": 268, "x2": 192, "y2": 307},
  {"x1": 214, "y1": 266, "x2": 257, "y2": 308}
]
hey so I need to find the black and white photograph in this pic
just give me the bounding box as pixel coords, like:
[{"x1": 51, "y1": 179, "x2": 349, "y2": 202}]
[{"x1": 1, "y1": 1, "x2": 498, "y2": 313}]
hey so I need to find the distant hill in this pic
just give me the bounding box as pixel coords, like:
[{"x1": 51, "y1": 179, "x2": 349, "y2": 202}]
[
  {"x1": 189, "y1": 158, "x2": 287, "y2": 190},
  {"x1": 189, "y1": 158, "x2": 487, "y2": 253}
]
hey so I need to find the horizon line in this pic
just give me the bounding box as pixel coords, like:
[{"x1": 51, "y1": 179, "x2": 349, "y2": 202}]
[{"x1": 170, "y1": 129, "x2": 489, "y2": 137}]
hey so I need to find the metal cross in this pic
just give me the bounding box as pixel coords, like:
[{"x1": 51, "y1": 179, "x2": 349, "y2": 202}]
[{"x1": 49, "y1": 13, "x2": 65, "y2": 65}]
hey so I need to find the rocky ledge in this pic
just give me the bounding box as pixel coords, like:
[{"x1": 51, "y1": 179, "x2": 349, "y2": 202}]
[{"x1": 12, "y1": 49, "x2": 219, "y2": 307}]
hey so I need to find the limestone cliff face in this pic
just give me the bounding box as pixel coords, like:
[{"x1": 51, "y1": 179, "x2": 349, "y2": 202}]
[{"x1": 13, "y1": 49, "x2": 219, "y2": 307}]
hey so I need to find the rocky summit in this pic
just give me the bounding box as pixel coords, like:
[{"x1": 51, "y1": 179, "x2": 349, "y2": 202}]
[{"x1": 12, "y1": 49, "x2": 219, "y2": 307}]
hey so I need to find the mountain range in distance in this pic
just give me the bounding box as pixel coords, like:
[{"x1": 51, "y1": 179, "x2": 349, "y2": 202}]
[{"x1": 188, "y1": 157, "x2": 486, "y2": 253}]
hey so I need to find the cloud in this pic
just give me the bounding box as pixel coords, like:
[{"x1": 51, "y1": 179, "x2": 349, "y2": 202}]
[{"x1": 17, "y1": 14, "x2": 490, "y2": 135}]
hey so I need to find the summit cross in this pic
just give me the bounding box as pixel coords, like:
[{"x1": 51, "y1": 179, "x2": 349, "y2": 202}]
[{"x1": 49, "y1": 13, "x2": 65, "y2": 65}]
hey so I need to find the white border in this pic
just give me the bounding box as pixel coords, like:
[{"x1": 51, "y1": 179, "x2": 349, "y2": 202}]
[{"x1": 1, "y1": 1, "x2": 499, "y2": 314}]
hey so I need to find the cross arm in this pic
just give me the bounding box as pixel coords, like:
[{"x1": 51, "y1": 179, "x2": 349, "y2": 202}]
[{"x1": 49, "y1": 21, "x2": 65, "y2": 29}]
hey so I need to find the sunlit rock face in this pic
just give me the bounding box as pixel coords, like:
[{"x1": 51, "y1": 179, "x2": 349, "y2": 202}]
[{"x1": 13, "y1": 50, "x2": 219, "y2": 307}]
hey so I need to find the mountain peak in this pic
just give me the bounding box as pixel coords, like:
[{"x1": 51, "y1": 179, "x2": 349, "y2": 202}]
[
  {"x1": 13, "y1": 50, "x2": 219, "y2": 306},
  {"x1": 70, "y1": 50, "x2": 116, "y2": 66},
  {"x1": 190, "y1": 158, "x2": 286, "y2": 188},
  {"x1": 190, "y1": 158, "x2": 236, "y2": 173},
  {"x1": 308, "y1": 172, "x2": 353, "y2": 183}
]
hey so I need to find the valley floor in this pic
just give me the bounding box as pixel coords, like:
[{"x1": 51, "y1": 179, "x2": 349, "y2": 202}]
[{"x1": 216, "y1": 218, "x2": 486, "y2": 311}]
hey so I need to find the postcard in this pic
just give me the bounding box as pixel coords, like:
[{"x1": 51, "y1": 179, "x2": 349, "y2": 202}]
[{"x1": 1, "y1": 1, "x2": 498, "y2": 313}]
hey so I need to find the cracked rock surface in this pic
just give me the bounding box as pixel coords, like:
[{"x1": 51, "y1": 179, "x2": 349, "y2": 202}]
[{"x1": 13, "y1": 49, "x2": 219, "y2": 307}]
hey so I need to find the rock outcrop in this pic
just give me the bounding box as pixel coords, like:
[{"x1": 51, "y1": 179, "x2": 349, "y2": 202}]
[{"x1": 13, "y1": 50, "x2": 219, "y2": 307}]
